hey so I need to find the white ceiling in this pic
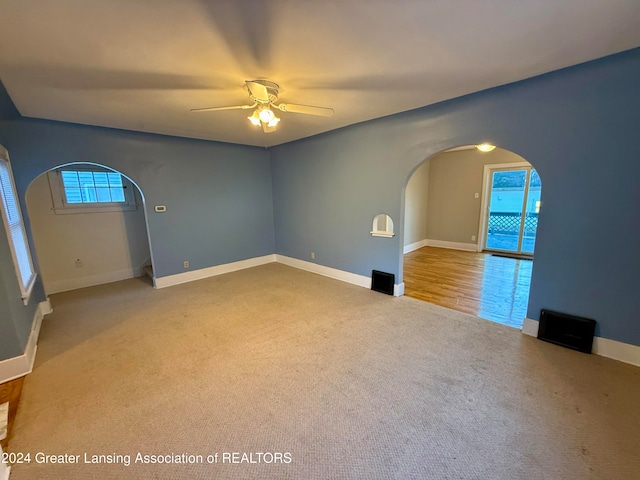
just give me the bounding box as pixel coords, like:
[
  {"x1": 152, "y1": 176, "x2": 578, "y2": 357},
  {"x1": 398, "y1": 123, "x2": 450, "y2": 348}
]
[{"x1": 1, "y1": 0, "x2": 639, "y2": 148}]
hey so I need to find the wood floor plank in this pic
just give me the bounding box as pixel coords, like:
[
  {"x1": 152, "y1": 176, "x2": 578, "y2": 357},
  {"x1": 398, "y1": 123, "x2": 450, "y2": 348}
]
[{"x1": 403, "y1": 246, "x2": 532, "y2": 328}]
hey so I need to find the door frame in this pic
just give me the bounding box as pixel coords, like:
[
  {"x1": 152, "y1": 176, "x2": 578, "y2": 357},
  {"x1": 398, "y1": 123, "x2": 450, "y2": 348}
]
[{"x1": 477, "y1": 161, "x2": 532, "y2": 253}]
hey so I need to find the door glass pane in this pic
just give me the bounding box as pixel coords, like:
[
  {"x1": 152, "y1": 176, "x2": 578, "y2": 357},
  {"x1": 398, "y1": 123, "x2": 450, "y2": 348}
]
[
  {"x1": 522, "y1": 169, "x2": 540, "y2": 254},
  {"x1": 486, "y1": 170, "x2": 526, "y2": 252}
]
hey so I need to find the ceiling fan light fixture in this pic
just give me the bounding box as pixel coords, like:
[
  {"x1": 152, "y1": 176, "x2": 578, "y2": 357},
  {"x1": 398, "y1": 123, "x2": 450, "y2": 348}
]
[
  {"x1": 258, "y1": 107, "x2": 275, "y2": 123},
  {"x1": 476, "y1": 143, "x2": 496, "y2": 152},
  {"x1": 267, "y1": 116, "x2": 280, "y2": 128},
  {"x1": 248, "y1": 110, "x2": 261, "y2": 126}
]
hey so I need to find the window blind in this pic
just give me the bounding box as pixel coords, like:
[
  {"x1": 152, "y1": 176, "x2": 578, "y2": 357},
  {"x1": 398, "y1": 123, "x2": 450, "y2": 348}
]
[{"x1": 0, "y1": 156, "x2": 36, "y2": 301}]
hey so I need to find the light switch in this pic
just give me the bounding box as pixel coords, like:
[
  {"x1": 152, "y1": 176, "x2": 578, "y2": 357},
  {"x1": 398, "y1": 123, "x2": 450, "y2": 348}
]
[
  {"x1": 474, "y1": 192, "x2": 479, "y2": 199},
  {"x1": 154, "y1": 205, "x2": 167, "y2": 213}
]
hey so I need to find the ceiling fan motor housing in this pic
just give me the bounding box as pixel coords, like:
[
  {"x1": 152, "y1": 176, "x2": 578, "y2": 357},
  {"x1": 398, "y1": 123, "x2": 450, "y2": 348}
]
[{"x1": 248, "y1": 79, "x2": 279, "y2": 104}]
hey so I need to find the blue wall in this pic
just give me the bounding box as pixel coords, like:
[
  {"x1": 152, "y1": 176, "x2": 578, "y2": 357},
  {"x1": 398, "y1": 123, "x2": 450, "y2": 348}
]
[
  {"x1": 0, "y1": 119, "x2": 275, "y2": 280},
  {"x1": 1, "y1": 48, "x2": 639, "y2": 363},
  {"x1": 271, "y1": 48, "x2": 640, "y2": 346}
]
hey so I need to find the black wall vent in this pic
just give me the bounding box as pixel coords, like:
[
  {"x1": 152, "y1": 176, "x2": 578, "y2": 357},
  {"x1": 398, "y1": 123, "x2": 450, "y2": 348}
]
[
  {"x1": 371, "y1": 270, "x2": 394, "y2": 296},
  {"x1": 538, "y1": 309, "x2": 596, "y2": 353}
]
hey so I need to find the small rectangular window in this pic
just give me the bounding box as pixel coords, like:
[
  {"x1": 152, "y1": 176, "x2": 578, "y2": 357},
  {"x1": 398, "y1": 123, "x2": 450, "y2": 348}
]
[
  {"x1": 0, "y1": 146, "x2": 37, "y2": 304},
  {"x1": 60, "y1": 170, "x2": 128, "y2": 205},
  {"x1": 48, "y1": 167, "x2": 137, "y2": 214}
]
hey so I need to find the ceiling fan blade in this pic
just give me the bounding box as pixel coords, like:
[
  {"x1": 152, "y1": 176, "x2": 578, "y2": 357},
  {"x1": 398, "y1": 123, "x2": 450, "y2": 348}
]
[
  {"x1": 277, "y1": 103, "x2": 334, "y2": 117},
  {"x1": 246, "y1": 81, "x2": 270, "y2": 102},
  {"x1": 190, "y1": 104, "x2": 255, "y2": 112}
]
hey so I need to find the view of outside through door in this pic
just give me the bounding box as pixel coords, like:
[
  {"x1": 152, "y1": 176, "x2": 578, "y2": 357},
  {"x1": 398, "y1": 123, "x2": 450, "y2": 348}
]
[{"x1": 485, "y1": 168, "x2": 540, "y2": 255}]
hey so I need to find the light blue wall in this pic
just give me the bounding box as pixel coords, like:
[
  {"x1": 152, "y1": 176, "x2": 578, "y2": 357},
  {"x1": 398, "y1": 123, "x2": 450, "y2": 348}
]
[
  {"x1": 271, "y1": 48, "x2": 640, "y2": 346},
  {"x1": 0, "y1": 118, "x2": 275, "y2": 279},
  {"x1": 0, "y1": 85, "x2": 46, "y2": 359},
  {"x1": 0, "y1": 206, "x2": 46, "y2": 360},
  {"x1": 0, "y1": 222, "x2": 37, "y2": 360}
]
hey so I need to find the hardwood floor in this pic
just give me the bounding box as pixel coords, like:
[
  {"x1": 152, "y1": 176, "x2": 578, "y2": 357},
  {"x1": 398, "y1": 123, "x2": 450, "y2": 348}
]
[
  {"x1": 0, "y1": 376, "x2": 24, "y2": 449},
  {"x1": 403, "y1": 246, "x2": 532, "y2": 328}
]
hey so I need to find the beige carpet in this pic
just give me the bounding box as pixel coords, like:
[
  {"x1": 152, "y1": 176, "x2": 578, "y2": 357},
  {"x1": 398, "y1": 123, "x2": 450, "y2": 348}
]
[{"x1": 6, "y1": 263, "x2": 640, "y2": 479}]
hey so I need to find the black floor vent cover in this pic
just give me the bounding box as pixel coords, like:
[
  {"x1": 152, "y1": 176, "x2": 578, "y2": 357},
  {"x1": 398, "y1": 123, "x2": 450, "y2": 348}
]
[
  {"x1": 371, "y1": 270, "x2": 394, "y2": 296},
  {"x1": 538, "y1": 309, "x2": 596, "y2": 353}
]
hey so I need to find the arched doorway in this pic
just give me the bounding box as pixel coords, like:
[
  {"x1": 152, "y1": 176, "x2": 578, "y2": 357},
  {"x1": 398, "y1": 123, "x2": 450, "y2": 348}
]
[
  {"x1": 402, "y1": 145, "x2": 542, "y2": 328},
  {"x1": 25, "y1": 162, "x2": 154, "y2": 295}
]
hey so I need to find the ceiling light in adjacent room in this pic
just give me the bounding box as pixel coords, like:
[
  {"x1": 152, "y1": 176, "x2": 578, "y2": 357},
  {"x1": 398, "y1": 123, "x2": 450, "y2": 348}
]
[{"x1": 476, "y1": 143, "x2": 496, "y2": 152}]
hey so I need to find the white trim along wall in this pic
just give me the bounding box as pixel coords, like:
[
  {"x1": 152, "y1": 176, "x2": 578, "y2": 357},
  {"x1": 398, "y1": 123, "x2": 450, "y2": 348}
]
[
  {"x1": 155, "y1": 254, "x2": 405, "y2": 296},
  {"x1": 523, "y1": 318, "x2": 640, "y2": 367},
  {"x1": 404, "y1": 239, "x2": 478, "y2": 254},
  {"x1": 0, "y1": 299, "x2": 52, "y2": 384}
]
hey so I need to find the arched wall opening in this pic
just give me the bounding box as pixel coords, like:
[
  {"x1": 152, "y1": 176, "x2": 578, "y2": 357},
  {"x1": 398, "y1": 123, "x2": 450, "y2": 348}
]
[
  {"x1": 25, "y1": 162, "x2": 155, "y2": 295},
  {"x1": 401, "y1": 144, "x2": 543, "y2": 328}
]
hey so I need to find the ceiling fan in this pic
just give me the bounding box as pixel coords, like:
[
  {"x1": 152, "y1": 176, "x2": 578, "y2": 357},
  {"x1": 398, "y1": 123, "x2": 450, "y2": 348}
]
[{"x1": 190, "y1": 80, "x2": 334, "y2": 133}]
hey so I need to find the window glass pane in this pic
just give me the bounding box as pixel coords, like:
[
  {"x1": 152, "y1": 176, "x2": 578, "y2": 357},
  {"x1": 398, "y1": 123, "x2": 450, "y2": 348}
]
[
  {"x1": 93, "y1": 172, "x2": 109, "y2": 188},
  {"x1": 77, "y1": 171, "x2": 95, "y2": 188},
  {"x1": 61, "y1": 171, "x2": 79, "y2": 187},
  {"x1": 64, "y1": 187, "x2": 83, "y2": 203},
  {"x1": 110, "y1": 187, "x2": 125, "y2": 202},
  {"x1": 96, "y1": 187, "x2": 112, "y2": 202},
  {"x1": 107, "y1": 172, "x2": 123, "y2": 187},
  {"x1": 81, "y1": 185, "x2": 97, "y2": 203}
]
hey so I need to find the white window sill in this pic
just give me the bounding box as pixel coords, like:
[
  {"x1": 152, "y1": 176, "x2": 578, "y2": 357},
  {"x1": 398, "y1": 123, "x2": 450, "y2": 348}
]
[
  {"x1": 53, "y1": 204, "x2": 138, "y2": 215},
  {"x1": 21, "y1": 274, "x2": 37, "y2": 306},
  {"x1": 370, "y1": 231, "x2": 395, "y2": 238}
]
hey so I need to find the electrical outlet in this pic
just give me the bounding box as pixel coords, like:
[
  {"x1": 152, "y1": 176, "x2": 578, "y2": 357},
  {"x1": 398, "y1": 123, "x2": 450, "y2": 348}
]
[
  {"x1": 311, "y1": 252, "x2": 315, "y2": 260},
  {"x1": 471, "y1": 235, "x2": 476, "y2": 241},
  {"x1": 75, "y1": 258, "x2": 83, "y2": 268},
  {"x1": 183, "y1": 261, "x2": 189, "y2": 269}
]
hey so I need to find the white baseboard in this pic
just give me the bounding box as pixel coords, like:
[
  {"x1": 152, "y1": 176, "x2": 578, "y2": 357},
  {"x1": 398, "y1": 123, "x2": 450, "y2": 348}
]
[
  {"x1": 45, "y1": 267, "x2": 144, "y2": 294},
  {"x1": 0, "y1": 299, "x2": 52, "y2": 384},
  {"x1": 522, "y1": 318, "x2": 640, "y2": 367},
  {"x1": 276, "y1": 255, "x2": 404, "y2": 297},
  {"x1": 403, "y1": 239, "x2": 428, "y2": 254},
  {"x1": 154, "y1": 253, "x2": 404, "y2": 296},
  {"x1": 522, "y1": 317, "x2": 540, "y2": 337},
  {"x1": 425, "y1": 239, "x2": 479, "y2": 252},
  {"x1": 154, "y1": 254, "x2": 276, "y2": 289},
  {"x1": 276, "y1": 254, "x2": 371, "y2": 288}
]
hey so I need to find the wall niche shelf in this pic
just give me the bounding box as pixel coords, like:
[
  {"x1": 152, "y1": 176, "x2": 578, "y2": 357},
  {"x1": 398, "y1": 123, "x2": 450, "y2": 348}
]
[{"x1": 371, "y1": 214, "x2": 395, "y2": 238}]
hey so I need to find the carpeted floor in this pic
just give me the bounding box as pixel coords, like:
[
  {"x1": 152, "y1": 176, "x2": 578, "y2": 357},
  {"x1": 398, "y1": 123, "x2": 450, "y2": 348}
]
[{"x1": 6, "y1": 263, "x2": 640, "y2": 479}]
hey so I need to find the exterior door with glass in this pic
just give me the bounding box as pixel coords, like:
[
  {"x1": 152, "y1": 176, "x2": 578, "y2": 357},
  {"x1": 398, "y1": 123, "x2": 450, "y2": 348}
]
[{"x1": 484, "y1": 167, "x2": 540, "y2": 255}]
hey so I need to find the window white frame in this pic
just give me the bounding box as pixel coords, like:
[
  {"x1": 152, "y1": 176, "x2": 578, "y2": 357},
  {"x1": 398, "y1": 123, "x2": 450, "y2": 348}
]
[
  {"x1": 0, "y1": 145, "x2": 37, "y2": 305},
  {"x1": 47, "y1": 167, "x2": 137, "y2": 214}
]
